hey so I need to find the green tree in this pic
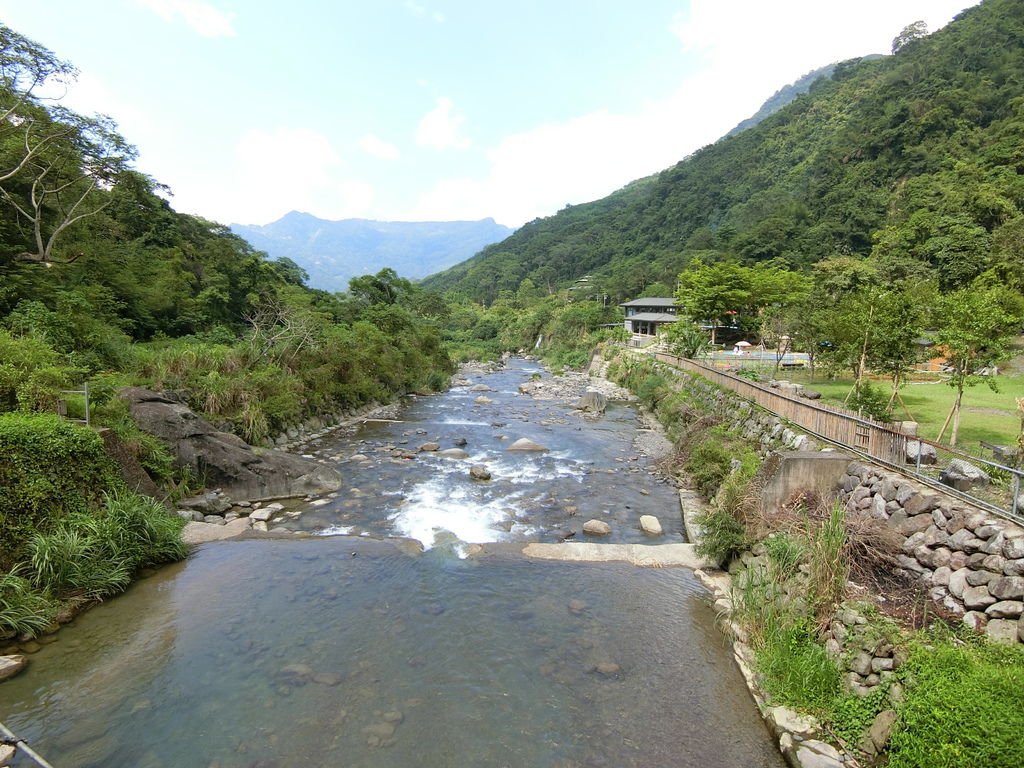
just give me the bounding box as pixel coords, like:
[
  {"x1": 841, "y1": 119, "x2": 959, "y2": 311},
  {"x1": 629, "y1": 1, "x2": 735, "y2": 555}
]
[
  {"x1": 933, "y1": 288, "x2": 1019, "y2": 446},
  {"x1": 663, "y1": 317, "x2": 710, "y2": 359}
]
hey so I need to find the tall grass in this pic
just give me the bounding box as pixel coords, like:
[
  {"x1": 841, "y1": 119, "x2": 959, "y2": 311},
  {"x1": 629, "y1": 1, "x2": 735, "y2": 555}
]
[
  {"x1": 29, "y1": 491, "x2": 186, "y2": 602},
  {"x1": 0, "y1": 569, "x2": 57, "y2": 639}
]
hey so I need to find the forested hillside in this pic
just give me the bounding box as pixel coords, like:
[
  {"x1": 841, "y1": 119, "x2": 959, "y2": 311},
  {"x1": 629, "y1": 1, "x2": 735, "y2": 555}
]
[
  {"x1": 424, "y1": 0, "x2": 1024, "y2": 304},
  {"x1": 0, "y1": 23, "x2": 453, "y2": 448}
]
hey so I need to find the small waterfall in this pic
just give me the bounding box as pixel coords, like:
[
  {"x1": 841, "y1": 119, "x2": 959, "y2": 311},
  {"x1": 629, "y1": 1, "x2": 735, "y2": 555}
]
[{"x1": 534, "y1": 333, "x2": 543, "y2": 350}]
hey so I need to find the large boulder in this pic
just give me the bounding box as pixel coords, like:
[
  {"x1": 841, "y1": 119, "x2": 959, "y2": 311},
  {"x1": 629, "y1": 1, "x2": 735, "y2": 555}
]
[
  {"x1": 120, "y1": 388, "x2": 341, "y2": 500},
  {"x1": 939, "y1": 459, "x2": 991, "y2": 492},
  {"x1": 574, "y1": 391, "x2": 608, "y2": 414},
  {"x1": 905, "y1": 440, "x2": 937, "y2": 465},
  {"x1": 583, "y1": 519, "x2": 612, "y2": 536}
]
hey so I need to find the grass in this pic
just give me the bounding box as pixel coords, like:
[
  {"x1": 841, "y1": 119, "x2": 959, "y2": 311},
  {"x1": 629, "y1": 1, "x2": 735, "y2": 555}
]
[
  {"x1": 887, "y1": 636, "x2": 1024, "y2": 768},
  {"x1": 785, "y1": 372, "x2": 1024, "y2": 449}
]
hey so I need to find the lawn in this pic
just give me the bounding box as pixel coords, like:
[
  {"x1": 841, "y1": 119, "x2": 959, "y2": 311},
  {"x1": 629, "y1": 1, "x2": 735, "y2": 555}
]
[{"x1": 784, "y1": 372, "x2": 1024, "y2": 451}]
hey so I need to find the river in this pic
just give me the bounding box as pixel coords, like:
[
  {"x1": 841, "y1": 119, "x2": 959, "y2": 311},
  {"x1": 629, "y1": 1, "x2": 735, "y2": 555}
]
[{"x1": 0, "y1": 359, "x2": 784, "y2": 767}]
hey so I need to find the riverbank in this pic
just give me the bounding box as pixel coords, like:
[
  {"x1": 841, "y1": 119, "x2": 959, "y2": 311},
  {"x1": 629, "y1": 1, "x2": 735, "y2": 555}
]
[{"x1": 604, "y1": 346, "x2": 1024, "y2": 768}]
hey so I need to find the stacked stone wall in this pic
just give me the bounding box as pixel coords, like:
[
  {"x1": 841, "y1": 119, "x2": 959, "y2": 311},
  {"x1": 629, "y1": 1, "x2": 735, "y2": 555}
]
[{"x1": 838, "y1": 461, "x2": 1024, "y2": 645}]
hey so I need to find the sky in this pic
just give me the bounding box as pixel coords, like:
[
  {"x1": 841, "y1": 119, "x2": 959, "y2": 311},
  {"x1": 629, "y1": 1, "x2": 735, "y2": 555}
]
[{"x1": 0, "y1": 0, "x2": 979, "y2": 228}]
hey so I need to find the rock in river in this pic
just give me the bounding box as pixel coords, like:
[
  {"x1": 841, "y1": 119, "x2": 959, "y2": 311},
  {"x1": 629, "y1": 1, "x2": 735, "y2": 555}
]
[
  {"x1": 470, "y1": 465, "x2": 492, "y2": 481},
  {"x1": 437, "y1": 448, "x2": 469, "y2": 459},
  {"x1": 0, "y1": 654, "x2": 27, "y2": 682},
  {"x1": 506, "y1": 438, "x2": 548, "y2": 452},
  {"x1": 639, "y1": 515, "x2": 663, "y2": 536},
  {"x1": 583, "y1": 519, "x2": 611, "y2": 536}
]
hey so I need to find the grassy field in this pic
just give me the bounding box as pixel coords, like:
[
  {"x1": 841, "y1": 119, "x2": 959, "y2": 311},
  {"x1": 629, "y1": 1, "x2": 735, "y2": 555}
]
[{"x1": 784, "y1": 372, "x2": 1024, "y2": 450}]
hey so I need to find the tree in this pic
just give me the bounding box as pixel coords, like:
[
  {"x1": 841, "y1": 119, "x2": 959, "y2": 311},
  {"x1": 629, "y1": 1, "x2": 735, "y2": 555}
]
[
  {"x1": 663, "y1": 317, "x2": 710, "y2": 359},
  {"x1": 0, "y1": 23, "x2": 78, "y2": 184},
  {"x1": 933, "y1": 288, "x2": 1018, "y2": 447},
  {"x1": 675, "y1": 259, "x2": 751, "y2": 345},
  {"x1": 1, "y1": 24, "x2": 136, "y2": 266},
  {"x1": 892, "y1": 21, "x2": 928, "y2": 54}
]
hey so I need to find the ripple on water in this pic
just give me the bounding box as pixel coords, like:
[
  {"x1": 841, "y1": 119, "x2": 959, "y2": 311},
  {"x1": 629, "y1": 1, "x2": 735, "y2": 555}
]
[{"x1": 0, "y1": 539, "x2": 785, "y2": 768}]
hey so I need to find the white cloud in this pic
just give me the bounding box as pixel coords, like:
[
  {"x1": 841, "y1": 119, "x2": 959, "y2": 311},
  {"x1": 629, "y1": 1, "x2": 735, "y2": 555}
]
[
  {"x1": 404, "y1": 0, "x2": 444, "y2": 22},
  {"x1": 172, "y1": 127, "x2": 375, "y2": 225},
  {"x1": 138, "y1": 0, "x2": 237, "y2": 38},
  {"x1": 415, "y1": 97, "x2": 470, "y2": 150},
  {"x1": 412, "y1": 0, "x2": 976, "y2": 226},
  {"x1": 358, "y1": 133, "x2": 401, "y2": 160}
]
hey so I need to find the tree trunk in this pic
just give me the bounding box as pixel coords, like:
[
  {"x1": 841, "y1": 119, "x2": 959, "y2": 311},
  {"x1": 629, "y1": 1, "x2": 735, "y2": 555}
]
[{"x1": 950, "y1": 386, "x2": 964, "y2": 447}]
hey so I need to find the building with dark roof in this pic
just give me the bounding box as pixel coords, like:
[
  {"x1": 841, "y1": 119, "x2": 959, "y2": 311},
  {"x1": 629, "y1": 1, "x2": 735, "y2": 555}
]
[{"x1": 619, "y1": 297, "x2": 680, "y2": 336}]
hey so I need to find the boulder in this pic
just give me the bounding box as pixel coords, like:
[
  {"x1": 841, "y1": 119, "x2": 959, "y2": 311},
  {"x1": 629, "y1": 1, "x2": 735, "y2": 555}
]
[
  {"x1": 120, "y1": 387, "x2": 341, "y2": 500},
  {"x1": 986, "y1": 619, "x2": 1021, "y2": 645},
  {"x1": 986, "y1": 601, "x2": 1024, "y2": 619},
  {"x1": 639, "y1": 515, "x2": 663, "y2": 536},
  {"x1": 905, "y1": 440, "x2": 937, "y2": 465},
  {"x1": 474, "y1": 396, "x2": 493, "y2": 404},
  {"x1": 0, "y1": 744, "x2": 15, "y2": 764},
  {"x1": 582, "y1": 519, "x2": 612, "y2": 536},
  {"x1": 437, "y1": 448, "x2": 469, "y2": 459},
  {"x1": 0, "y1": 654, "x2": 27, "y2": 682},
  {"x1": 989, "y1": 576, "x2": 1024, "y2": 600},
  {"x1": 962, "y1": 585, "x2": 996, "y2": 610},
  {"x1": 469, "y1": 465, "x2": 492, "y2": 481},
  {"x1": 178, "y1": 491, "x2": 232, "y2": 515},
  {"x1": 469, "y1": 384, "x2": 492, "y2": 392},
  {"x1": 574, "y1": 391, "x2": 608, "y2": 414},
  {"x1": 506, "y1": 438, "x2": 548, "y2": 452},
  {"x1": 866, "y1": 709, "x2": 898, "y2": 755},
  {"x1": 939, "y1": 459, "x2": 991, "y2": 492},
  {"x1": 418, "y1": 442, "x2": 440, "y2": 452}
]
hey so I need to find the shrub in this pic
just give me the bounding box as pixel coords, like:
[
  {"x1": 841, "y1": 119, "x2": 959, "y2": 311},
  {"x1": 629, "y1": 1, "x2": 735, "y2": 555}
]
[
  {"x1": 29, "y1": 491, "x2": 185, "y2": 600},
  {"x1": 0, "y1": 569, "x2": 57, "y2": 639},
  {"x1": 757, "y1": 619, "x2": 843, "y2": 715},
  {"x1": 0, "y1": 413, "x2": 121, "y2": 569},
  {"x1": 694, "y1": 505, "x2": 750, "y2": 564},
  {"x1": 685, "y1": 439, "x2": 732, "y2": 498}
]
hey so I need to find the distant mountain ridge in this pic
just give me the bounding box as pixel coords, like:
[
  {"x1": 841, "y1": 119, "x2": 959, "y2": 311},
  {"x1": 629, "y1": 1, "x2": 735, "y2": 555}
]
[{"x1": 231, "y1": 213, "x2": 514, "y2": 292}]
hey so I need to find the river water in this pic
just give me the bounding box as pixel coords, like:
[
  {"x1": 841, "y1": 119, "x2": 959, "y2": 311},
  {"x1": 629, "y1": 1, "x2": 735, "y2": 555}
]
[{"x1": 0, "y1": 360, "x2": 785, "y2": 767}]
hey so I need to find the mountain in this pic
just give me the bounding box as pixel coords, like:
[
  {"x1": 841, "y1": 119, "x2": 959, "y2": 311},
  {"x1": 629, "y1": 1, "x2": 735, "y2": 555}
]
[
  {"x1": 724, "y1": 62, "x2": 840, "y2": 138},
  {"x1": 423, "y1": 0, "x2": 1022, "y2": 304},
  {"x1": 231, "y1": 213, "x2": 513, "y2": 292}
]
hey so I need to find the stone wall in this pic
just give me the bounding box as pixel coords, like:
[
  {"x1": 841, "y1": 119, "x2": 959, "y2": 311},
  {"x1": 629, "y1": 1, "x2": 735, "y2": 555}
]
[
  {"x1": 650, "y1": 362, "x2": 822, "y2": 455},
  {"x1": 838, "y1": 460, "x2": 1024, "y2": 645}
]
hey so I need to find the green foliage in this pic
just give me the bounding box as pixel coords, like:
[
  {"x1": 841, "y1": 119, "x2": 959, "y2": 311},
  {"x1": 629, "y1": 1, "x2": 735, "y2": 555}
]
[
  {"x1": 888, "y1": 638, "x2": 1024, "y2": 768},
  {"x1": 686, "y1": 439, "x2": 733, "y2": 498},
  {"x1": 30, "y1": 491, "x2": 185, "y2": 601},
  {"x1": 426, "y1": 0, "x2": 1024, "y2": 317},
  {"x1": 663, "y1": 318, "x2": 710, "y2": 358},
  {"x1": 806, "y1": 505, "x2": 851, "y2": 626},
  {"x1": 693, "y1": 505, "x2": 750, "y2": 564},
  {"x1": 0, "y1": 412, "x2": 120, "y2": 569},
  {"x1": 0, "y1": 569, "x2": 57, "y2": 639},
  {"x1": 846, "y1": 380, "x2": 892, "y2": 422},
  {"x1": 757, "y1": 620, "x2": 844, "y2": 715}
]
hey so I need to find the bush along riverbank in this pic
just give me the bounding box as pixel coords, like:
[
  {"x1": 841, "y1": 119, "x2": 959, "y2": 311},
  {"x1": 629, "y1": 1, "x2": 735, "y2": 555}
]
[
  {"x1": 605, "y1": 349, "x2": 1024, "y2": 768},
  {"x1": 0, "y1": 414, "x2": 186, "y2": 649}
]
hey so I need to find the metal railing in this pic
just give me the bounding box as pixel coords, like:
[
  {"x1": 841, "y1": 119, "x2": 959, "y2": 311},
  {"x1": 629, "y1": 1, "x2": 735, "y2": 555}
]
[
  {"x1": 0, "y1": 721, "x2": 55, "y2": 768},
  {"x1": 653, "y1": 352, "x2": 1024, "y2": 524},
  {"x1": 56, "y1": 381, "x2": 90, "y2": 426}
]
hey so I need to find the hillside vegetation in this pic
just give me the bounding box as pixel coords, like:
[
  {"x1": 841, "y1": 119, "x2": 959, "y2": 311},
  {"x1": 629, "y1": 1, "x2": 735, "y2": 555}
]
[{"x1": 424, "y1": 0, "x2": 1024, "y2": 305}]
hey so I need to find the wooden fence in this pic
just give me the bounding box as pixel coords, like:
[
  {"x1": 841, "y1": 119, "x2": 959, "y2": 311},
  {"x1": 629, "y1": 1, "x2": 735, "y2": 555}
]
[{"x1": 652, "y1": 353, "x2": 1023, "y2": 522}]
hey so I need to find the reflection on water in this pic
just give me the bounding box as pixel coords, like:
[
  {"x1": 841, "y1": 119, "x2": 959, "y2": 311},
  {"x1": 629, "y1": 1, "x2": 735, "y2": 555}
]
[
  {"x1": 291, "y1": 359, "x2": 685, "y2": 548},
  {"x1": 1, "y1": 539, "x2": 783, "y2": 768}
]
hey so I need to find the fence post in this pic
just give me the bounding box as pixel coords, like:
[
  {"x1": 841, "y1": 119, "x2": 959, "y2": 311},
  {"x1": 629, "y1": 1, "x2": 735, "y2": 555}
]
[{"x1": 1013, "y1": 472, "x2": 1021, "y2": 520}]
